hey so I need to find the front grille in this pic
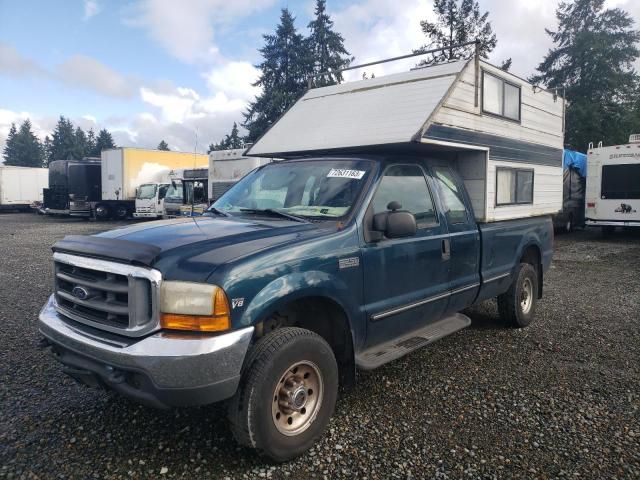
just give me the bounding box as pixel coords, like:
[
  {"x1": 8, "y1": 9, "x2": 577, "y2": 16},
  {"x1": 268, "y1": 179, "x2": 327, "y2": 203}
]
[{"x1": 53, "y1": 253, "x2": 161, "y2": 336}]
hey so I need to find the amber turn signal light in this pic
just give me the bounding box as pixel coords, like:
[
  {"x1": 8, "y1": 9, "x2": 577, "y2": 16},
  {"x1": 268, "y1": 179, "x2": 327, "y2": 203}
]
[{"x1": 160, "y1": 283, "x2": 231, "y2": 332}]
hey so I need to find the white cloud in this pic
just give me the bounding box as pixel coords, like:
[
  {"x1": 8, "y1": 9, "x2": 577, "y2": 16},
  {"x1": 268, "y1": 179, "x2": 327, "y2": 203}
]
[
  {"x1": 0, "y1": 43, "x2": 47, "y2": 77},
  {"x1": 125, "y1": 0, "x2": 276, "y2": 64},
  {"x1": 83, "y1": 0, "x2": 100, "y2": 21},
  {"x1": 332, "y1": 0, "x2": 639, "y2": 80},
  {"x1": 203, "y1": 61, "x2": 260, "y2": 100},
  {"x1": 56, "y1": 55, "x2": 138, "y2": 98}
]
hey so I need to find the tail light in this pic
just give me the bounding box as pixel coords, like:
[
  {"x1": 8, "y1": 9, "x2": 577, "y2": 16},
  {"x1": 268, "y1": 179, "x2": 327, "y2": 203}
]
[{"x1": 587, "y1": 202, "x2": 595, "y2": 208}]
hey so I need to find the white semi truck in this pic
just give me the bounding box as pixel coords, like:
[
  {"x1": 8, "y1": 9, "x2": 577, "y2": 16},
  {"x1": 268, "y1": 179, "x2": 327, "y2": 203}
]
[
  {"x1": 0, "y1": 166, "x2": 48, "y2": 211},
  {"x1": 586, "y1": 134, "x2": 640, "y2": 234}
]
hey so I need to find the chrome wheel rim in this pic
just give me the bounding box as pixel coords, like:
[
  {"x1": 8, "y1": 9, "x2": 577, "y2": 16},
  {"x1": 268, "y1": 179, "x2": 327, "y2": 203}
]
[
  {"x1": 521, "y1": 277, "x2": 533, "y2": 314},
  {"x1": 271, "y1": 361, "x2": 323, "y2": 436}
]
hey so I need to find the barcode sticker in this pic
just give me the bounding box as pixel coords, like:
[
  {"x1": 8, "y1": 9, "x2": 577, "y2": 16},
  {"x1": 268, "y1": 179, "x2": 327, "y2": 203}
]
[{"x1": 327, "y1": 169, "x2": 366, "y2": 179}]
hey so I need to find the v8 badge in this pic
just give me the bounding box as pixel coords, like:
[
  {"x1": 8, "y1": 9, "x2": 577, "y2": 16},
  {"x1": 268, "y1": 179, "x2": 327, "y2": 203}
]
[{"x1": 232, "y1": 298, "x2": 245, "y2": 309}]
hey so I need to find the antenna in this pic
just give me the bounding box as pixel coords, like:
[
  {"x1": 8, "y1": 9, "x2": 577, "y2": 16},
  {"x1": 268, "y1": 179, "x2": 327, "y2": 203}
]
[{"x1": 191, "y1": 127, "x2": 198, "y2": 217}]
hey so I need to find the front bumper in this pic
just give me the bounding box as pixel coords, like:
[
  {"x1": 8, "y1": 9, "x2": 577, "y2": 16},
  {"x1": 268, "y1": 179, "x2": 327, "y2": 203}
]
[
  {"x1": 38, "y1": 295, "x2": 253, "y2": 408},
  {"x1": 133, "y1": 211, "x2": 161, "y2": 218}
]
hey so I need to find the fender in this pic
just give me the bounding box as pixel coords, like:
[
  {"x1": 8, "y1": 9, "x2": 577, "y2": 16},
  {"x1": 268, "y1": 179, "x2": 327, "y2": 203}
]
[{"x1": 239, "y1": 270, "x2": 365, "y2": 348}]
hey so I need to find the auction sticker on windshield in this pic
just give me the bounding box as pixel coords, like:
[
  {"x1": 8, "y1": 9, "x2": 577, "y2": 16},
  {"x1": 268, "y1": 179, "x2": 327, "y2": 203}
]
[{"x1": 327, "y1": 168, "x2": 366, "y2": 179}]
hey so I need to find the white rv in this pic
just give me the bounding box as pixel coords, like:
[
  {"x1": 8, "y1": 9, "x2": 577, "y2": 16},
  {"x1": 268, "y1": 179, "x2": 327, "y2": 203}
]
[{"x1": 585, "y1": 134, "x2": 640, "y2": 233}]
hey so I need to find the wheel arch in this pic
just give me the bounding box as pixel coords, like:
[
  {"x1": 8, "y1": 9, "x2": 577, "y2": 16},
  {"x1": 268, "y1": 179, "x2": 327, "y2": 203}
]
[
  {"x1": 518, "y1": 243, "x2": 543, "y2": 298},
  {"x1": 240, "y1": 272, "x2": 360, "y2": 387}
]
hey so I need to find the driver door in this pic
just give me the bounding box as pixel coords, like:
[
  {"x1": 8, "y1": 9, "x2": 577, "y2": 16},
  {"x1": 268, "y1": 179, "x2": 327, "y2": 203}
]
[{"x1": 361, "y1": 163, "x2": 450, "y2": 347}]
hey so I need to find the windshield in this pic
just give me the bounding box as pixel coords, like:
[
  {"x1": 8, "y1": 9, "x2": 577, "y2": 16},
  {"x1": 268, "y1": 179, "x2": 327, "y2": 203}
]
[
  {"x1": 211, "y1": 159, "x2": 373, "y2": 219},
  {"x1": 137, "y1": 184, "x2": 157, "y2": 199},
  {"x1": 165, "y1": 183, "x2": 183, "y2": 202}
]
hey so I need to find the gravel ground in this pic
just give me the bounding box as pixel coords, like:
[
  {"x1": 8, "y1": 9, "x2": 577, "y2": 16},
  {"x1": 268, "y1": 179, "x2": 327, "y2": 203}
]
[{"x1": 0, "y1": 213, "x2": 638, "y2": 479}]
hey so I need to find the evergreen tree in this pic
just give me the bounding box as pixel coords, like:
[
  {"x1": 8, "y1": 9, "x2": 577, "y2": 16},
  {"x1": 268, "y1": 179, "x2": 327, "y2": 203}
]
[
  {"x1": 415, "y1": 0, "x2": 497, "y2": 65},
  {"x1": 307, "y1": 0, "x2": 352, "y2": 86},
  {"x1": 208, "y1": 122, "x2": 245, "y2": 152},
  {"x1": 93, "y1": 128, "x2": 116, "y2": 155},
  {"x1": 74, "y1": 126, "x2": 88, "y2": 159},
  {"x1": 157, "y1": 140, "x2": 170, "y2": 151},
  {"x1": 86, "y1": 129, "x2": 97, "y2": 157},
  {"x1": 49, "y1": 116, "x2": 77, "y2": 161},
  {"x1": 4, "y1": 120, "x2": 44, "y2": 167},
  {"x1": 42, "y1": 135, "x2": 53, "y2": 166},
  {"x1": 2, "y1": 123, "x2": 18, "y2": 165},
  {"x1": 243, "y1": 9, "x2": 313, "y2": 142},
  {"x1": 531, "y1": 0, "x2": 640, "y2": 150}
]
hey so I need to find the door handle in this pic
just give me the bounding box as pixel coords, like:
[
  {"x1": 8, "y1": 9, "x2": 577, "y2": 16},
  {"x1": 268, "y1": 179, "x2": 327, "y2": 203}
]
[{"x1": 441, "y1": 238, "x2": 451, "y2": 261}]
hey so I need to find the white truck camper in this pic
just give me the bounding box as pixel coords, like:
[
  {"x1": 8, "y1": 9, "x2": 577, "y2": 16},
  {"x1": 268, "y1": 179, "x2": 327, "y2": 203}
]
[
  {"x1": 248, "y1": 56, "x2": 564, "y2": 222},
  {"x1": 0, "y1": 166, "x2": 48, "y2": 211},
  {"x1": 586, "y1": 134, "x2": 640, "y2": 233}
]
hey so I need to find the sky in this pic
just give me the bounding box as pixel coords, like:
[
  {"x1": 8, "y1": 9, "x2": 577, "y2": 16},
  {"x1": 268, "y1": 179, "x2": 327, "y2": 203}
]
[{"x1": 0, "y1": 0, "x2": 639, "y2": 155}]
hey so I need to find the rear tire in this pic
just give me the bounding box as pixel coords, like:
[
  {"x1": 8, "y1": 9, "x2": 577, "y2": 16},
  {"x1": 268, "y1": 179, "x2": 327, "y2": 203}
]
[
  {"x1": 228, "y1": 327, "x2": 338, "y2": 462},
  {"x1": 94, "y1": 204, "x2": 111, "y2": 220},
  {"x1": 497, "y1": 263, "x2": 538, "y2": 328}
]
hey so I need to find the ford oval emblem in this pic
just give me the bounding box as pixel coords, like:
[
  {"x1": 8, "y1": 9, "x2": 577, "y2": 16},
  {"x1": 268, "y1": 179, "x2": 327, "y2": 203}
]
[{"x1": 72, "y1": 286, "x2": 89, "y2": 300}]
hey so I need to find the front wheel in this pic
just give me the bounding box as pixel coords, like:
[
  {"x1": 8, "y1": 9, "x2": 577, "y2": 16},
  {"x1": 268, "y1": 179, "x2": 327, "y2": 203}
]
[
  {"x1": 228, "y1": 327, "x2": 338, "y2": 462},
  {"x1": 114, "y1": 204, "x2": 129, "y2": 220},
  {"x1": 497, "y1": 263, "x2": 538, "y2": 328}
]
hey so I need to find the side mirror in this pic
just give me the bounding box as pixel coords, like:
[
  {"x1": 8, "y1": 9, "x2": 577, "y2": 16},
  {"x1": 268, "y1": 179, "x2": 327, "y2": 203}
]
[{"x1": 371, "y1": 201, "x2": 417, "y2": 240}]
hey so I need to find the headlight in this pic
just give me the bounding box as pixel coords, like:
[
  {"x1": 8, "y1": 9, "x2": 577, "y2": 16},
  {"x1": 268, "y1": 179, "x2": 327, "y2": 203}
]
[{"x1": 159, "y1": 281, "x2": 230, "y2": 332}]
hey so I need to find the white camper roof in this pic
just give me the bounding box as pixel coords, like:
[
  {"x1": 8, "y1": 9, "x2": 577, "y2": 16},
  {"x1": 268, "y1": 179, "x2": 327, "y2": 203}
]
[{"x1": 247, "y1": 60, "x2": 468, "y2": 157}]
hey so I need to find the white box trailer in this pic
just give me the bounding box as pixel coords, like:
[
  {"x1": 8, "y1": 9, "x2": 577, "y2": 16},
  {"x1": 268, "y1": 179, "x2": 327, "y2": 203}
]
[
  {"x1": 585, "y1": 135, "x2": 640, "y2": 232},
  {"x1": 0, "y1": 166, "x2": 48, "y2": 211},
  {"x1": 247, "y1": 58, "x2": 564, "y2": 222},
  {"x1": 208, "y1": 148, "x2": 273, "y2": 201}
]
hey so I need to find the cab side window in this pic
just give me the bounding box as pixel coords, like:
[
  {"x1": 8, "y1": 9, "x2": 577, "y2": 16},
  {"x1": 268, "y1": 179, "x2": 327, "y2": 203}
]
[
  {"x1": 372, "y1": 164, "x2": 437, "y2": 228},
  {"x1": 432, "y1": 167, "x2": 469, "y2": 224}
]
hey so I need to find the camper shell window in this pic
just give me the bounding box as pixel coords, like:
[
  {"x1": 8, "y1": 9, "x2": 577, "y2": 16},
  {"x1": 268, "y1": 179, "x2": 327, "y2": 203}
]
[
  {"x1": 496, "y1": 167, "x2": 534, "y2": 206},
  {"x1": 482, "y1": 71, "x2": 521, "y2": 122}
]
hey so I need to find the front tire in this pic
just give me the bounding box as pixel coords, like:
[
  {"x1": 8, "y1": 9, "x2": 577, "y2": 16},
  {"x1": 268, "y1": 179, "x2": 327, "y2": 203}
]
[
  {"x1": 228, "y1": 327, "x2": 338, "y2": 462},
  {"x1": 497, "y1": 263, "x2": 538, "y2": 328}
]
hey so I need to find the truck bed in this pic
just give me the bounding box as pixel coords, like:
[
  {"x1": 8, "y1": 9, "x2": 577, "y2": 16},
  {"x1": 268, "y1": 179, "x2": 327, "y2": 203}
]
[{"x1": 475, "y1": 215, "x2": 554, "y2": 304}]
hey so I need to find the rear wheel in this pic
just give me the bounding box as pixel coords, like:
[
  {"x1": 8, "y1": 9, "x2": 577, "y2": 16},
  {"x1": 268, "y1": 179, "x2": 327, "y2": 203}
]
[
  {"x1": 228, "y1": 327, "x2": 338, "y2": 462},
  {"x1": 94, "y1": 204, "x2": 111, "y2": 220},
  {"x1": 497, "y1": 263, "x2": 538, "y2": 328}
]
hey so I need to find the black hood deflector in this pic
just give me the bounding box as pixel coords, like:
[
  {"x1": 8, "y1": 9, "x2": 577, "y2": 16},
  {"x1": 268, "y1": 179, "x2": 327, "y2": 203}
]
[{"x1": 52, "y1": 235, "x2": 162, "y2": 266}]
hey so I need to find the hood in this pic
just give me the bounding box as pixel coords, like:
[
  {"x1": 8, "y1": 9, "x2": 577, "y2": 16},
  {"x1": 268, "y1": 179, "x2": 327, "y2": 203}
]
[{"x1": 53, "y1": 216, "x2": 324, "y2": 282}]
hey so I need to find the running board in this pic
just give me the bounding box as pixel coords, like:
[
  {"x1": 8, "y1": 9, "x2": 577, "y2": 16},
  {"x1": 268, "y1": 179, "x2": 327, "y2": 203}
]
[{"x1": 355, "y1": 313, "x2": 471, "y2": 370}]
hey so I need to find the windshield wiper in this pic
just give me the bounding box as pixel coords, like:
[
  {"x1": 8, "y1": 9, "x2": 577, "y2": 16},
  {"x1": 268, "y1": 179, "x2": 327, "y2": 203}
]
[
  {"x1": 204, "y1": 206, "x2": 230, "y2": 217},
  {"x1": 239, "y1": 208, "x2": 308, "y2": 223}
]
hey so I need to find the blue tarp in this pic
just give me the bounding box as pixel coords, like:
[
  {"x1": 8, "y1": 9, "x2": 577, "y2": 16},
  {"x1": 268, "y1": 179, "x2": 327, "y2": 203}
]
[{"x1": 563, "y1": 149, "x2": 587, "y2": 177}]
